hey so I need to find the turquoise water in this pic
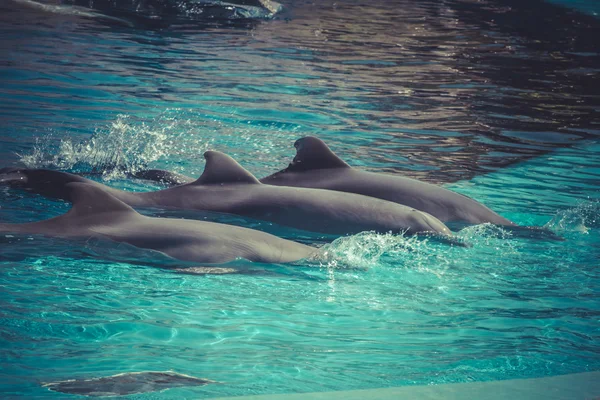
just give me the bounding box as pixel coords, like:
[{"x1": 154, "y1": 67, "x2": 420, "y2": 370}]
[
  {"x1": 547, "y1": 0, "x2": 600, "y2": 16},
  {"x1": 1, "y1": 0, "x2": 599, "y2": 398}
]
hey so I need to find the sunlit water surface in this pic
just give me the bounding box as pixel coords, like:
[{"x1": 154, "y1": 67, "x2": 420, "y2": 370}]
[{"x1": 0, "y1": 0, "x2": 599, "y2": 397}]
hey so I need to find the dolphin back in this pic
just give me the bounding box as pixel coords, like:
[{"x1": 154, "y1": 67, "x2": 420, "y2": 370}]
[{"x1": 131, "y1": 169, "x2": 194, "y2": 186}]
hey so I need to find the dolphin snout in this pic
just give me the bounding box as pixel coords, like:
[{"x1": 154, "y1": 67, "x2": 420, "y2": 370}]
[{"x1": 404, "y1": 209, "x2": 471, "y2": 246}]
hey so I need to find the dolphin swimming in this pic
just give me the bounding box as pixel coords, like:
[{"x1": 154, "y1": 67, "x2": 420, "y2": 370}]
[
  {"x1": 260, "y1": 137, "x2": 516, "y2": 226},
  {"x1": 122, "y1": 138, "x2": 514, "y2": 226},
  {"x1": 0, "y1": 183, "x2": 315, "y2": 264},
  {"x1": 0, "y1": 151, "x2": 453, "y2": 237}
]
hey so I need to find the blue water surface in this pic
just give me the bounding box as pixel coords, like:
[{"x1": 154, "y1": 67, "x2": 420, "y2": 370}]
[{"x1": 0, "y1": 0, "x2": 599, "y2": 398}]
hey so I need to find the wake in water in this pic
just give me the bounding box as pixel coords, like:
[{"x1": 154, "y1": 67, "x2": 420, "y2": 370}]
[
  {"x1": 315, "y1": 224, "x2": 521, "y2": 274},
  {"x1": 315, "y1": 199, "x2": 598, "y2": 274}
]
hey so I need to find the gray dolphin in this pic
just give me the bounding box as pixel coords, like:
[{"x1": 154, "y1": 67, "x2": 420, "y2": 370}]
[
  {"x1": 261, "y1": 137, "x2": 516, "y2": 226},
  {"x1": 0, "y1": 182, "x2": 315, "y2": 264},
  {"x1": 43, "y1": 371, "x2": 214, "y2": 397},
  {"x1": 120, "y1": 139, "x2": 513, "y2": 226},
  {"x1": 0, "y1": 151, "x2": 453, "y2": 237}
]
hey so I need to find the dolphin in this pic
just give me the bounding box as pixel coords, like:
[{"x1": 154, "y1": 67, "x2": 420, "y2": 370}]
[
  {"x1": 118, "y1": 139, "x2": 514, "y2": 226},
  {"x1": 0, "y1": 151, "x2": 453, "y2": 237},
  {"x1": 0, "y1": 182, "x2": 315, "y2": 265},
  {"x1": 43, "y1": 371, "x2": 214, "y2": 397},
  {"x1": 260, "y1": 137, "x2": 516, "y2": 226}
]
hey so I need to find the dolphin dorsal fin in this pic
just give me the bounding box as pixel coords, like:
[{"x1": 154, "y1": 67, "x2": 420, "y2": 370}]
[
  {"x1": 66, "y1": 182, "x2": 136, "y2": 217},
  {"x1": 287, "y1": 136, "x2": 350, "y2": 172},
  {"x1": 193, "y1": 151, "x2": 260, "y2": 185}
]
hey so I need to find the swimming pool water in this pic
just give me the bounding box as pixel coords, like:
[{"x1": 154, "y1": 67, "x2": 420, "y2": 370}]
[{"x1": 0, "y1": 0, "x2": 599, "y2": 397}]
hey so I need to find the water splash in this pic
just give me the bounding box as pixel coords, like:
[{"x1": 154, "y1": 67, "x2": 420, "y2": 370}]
[
  {"x1": 174, "y1": 0, "x2": 282, "y2": 20},
  {"x1": 457, "y1": 223, "x2": 515, "y2": 246},
  {"x1": 313, "y1": 231, "x2": 452, "y2": 278},
  {"x1": 313, "y1": 224, "x2": 524, "y2": 276},
  {"x1": 17, "y1": 111, "x2": 304, "y2": 180},
  {"x1": 545, "y1": 199, "x2": 600, "y2": 234},
  {"x1": 315, "y1": 231, "x2": 425, "y2": 270},
  {"x1": 19, "y1": 114, "x2": 191, "y2": 180}
]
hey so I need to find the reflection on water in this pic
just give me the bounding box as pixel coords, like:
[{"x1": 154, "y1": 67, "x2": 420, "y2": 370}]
[
  {"x1": 0, "y1": 1, "x2": 599, "y2": 397},
  {"x1": 0, "y1": 0, "x2": 598, "y2": 182}
]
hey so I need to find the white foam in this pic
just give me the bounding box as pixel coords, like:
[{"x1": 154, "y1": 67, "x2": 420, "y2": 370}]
[{"x1": 19, "y1": 115, "x2": 179, "y2": 179}]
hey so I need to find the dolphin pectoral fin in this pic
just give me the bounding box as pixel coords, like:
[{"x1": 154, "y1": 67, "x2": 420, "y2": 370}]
[{"x1": 193, "y1": 151, "x2": 261, "y2": 185}]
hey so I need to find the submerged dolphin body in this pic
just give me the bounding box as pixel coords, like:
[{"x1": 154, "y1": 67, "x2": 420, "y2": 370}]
[
  {"x1": 261, "y1": 137, "x2": 516, "y2": 226},
  {"x1": 0, "y1": 183, "x2": 315, "y2": 264},
  {"x1": 0, "y1": 152, "x2": 453, "y2": 236},
  {"x1": 44, "y1": 371, "x2": 214, "y2": 397}
]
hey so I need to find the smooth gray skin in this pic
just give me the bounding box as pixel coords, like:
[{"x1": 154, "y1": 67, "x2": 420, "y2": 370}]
[
  {"x1": 261, "y1": 137, "x2": 516, "y2": 226},
  {"x1": 0, "y1": 183, "x2": 315, "y2": 264},
  {"x1": 0, "y1": 151, "x2": 453, "y2": 236},
  {"x1": 43, "y1": 371, "x2": 214, "y2": 396}
]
